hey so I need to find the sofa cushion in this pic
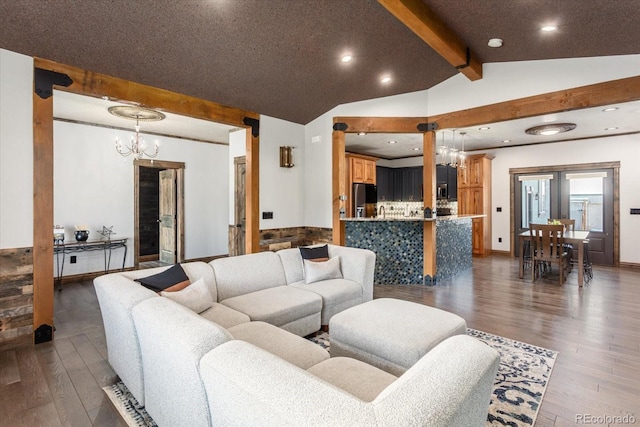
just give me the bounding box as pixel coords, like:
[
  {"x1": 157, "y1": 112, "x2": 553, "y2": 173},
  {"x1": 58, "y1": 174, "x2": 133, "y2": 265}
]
[
  {"x1": 160, "y1": 277, "x2": 213, "y2": 314},
  {"x1": 228, "y1": 321, "x2": 329, "y2": 369},
  {"x1": 211, "y1": 252, "x2": 287, "y2": 301},
  {"x1": 135, "y1": 263, "x2": 189, "y2": 292},
  {"x1": 291, "y1": 278, "x2": 361, "y2": 307},
  {"x1": 199, "y1": 303, "x2": 251, "y2": 329},
  {"x1": 308, "y1": 357, "x2": 397, "y2": 402},
  {"x1": 303, "y1": 257, "x2": 342, "y2": 284},
  {"x1": 220, "y1": 286, "x2": 322, "y2": 328}
]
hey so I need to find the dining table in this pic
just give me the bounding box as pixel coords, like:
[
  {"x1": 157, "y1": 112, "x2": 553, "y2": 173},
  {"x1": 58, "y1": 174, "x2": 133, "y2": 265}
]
[{"x1": 518, "y1": 229, "x2": 590, "y2": 287}]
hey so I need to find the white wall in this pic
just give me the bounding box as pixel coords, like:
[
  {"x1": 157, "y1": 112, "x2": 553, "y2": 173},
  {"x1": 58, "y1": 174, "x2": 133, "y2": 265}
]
[
  {"x1": 228, "y1": 128, "x2": 247, "y2": 223},
  {"x1": 54, "y1": 121, "x2": 229, "y2": 276},
  {"x1": 259, "y1": 115, "x2": 305, "y2": 229},
  {"x1": 485, "y1": 134, "x2": 640, "y2": 263},
  {"x1": 0, "y1": 49, "x2": 33, "y2": 249}
]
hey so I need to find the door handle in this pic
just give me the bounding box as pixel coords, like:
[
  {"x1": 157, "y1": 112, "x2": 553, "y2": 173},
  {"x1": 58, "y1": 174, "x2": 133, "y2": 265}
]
[{"x1": 157, "y1": 219, "x2": 162, "y2": 223}]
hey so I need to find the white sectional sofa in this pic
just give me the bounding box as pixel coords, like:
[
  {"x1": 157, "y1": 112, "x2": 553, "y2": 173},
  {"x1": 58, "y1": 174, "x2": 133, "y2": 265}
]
[
  {"x1": 95, "y1": 244, "x2": 499, "y2": 426},
  {"x1": 94, "y1": 244, "x2": 375, "y2": 405}
]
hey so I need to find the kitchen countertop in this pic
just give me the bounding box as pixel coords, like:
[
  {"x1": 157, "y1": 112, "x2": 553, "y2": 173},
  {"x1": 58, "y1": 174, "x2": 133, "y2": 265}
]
[{"x1": 341, "y1": 214, "x2": 486, "y2": 222}]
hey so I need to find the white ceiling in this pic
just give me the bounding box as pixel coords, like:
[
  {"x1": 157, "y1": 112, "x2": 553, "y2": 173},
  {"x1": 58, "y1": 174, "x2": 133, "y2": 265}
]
[
  {"x1": 53, "y1": 90, "x2": 640, "y2": 158},
  {"x1": 53, "y1": 90, "x2": 238, "y2": 144},
  {"x1": 346, "y1": 100, "x2": 640, "y2": 160}
]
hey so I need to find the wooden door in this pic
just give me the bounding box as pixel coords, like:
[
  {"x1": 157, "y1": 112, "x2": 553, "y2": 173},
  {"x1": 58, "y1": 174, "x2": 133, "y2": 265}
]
[
  {"x1": 159, "y1": 169, "x2": 177, "y2": 264},
  {"x1": 233, "y1": 157, "x2": 246, "y2": 256}
]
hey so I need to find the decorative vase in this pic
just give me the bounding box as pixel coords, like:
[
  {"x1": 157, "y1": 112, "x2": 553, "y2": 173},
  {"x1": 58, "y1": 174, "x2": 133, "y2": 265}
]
[{"x1": 74, "y1": 230, "x2": 89, "y2": 242}]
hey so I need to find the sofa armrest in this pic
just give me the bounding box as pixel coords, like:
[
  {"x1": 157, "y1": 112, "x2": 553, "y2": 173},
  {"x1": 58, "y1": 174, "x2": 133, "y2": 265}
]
[
  {"x1": 328, "y1": 245, "x2": 376, "y2": 302},
  {"x1": 373, "y1": 335, "x2": 499, "y2": 427},
  {"x1": 93, "y1": 273, "x2": 158, "y2": 404},
  {"x1": 200, "y1": 340, "x2": 373, "y2": 426},
  {"x1": 132, "y1": 297, "x2": 233, "y2": 427}
]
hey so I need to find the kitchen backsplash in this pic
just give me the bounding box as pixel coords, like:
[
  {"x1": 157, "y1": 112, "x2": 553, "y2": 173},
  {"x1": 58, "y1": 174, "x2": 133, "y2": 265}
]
[{"x1": 376, "y1": 200, "x2": 458, "y2": 217}]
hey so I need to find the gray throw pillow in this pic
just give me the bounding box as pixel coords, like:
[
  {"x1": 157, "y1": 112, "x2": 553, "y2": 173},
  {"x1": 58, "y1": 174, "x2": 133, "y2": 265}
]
[{"x1": 303, "y1": 257, "x2": 342, "y2": 284}]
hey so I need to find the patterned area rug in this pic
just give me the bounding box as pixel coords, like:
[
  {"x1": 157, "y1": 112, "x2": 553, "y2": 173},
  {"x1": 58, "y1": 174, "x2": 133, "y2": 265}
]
[{"x1": 104, "y1": 328, "x2": 557, "y2": 427}]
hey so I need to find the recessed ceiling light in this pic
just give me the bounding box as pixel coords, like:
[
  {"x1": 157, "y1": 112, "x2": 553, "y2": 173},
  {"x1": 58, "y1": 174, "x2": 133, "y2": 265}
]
[
  {"x1": 605, "y1": 127, "x2": 619, "y2": 131},
  {"x1": 541, "y1": 25, "x2": 557, "y2": 32},
  {"x1": 413, "y1": 147, "x2": 420, "y2": 151},
  {"x1": 357, "y1": 132, "x2": 366, "y2": 136},
  {"x1": 525, "y1": 123, "x2": 576, "y2": 136},
  {"x1": 602, "y1": 107, "x2": 619, "y2": 112},
  {"x1": 478, "y1": 127, "x2": 490, "y2": 131},
  {"x1": 381, "y1": 75, "x2": 392, "y2": 84},
  {"x1": 341, "y1": 55, "x2": 353, "y2": 63},
  {"x1": 388, "y1": 140, "x2": 397, "y2": 144},
  {"x1": 502, "y1": 139, "x2": 511, "y2": 143},
  {"x1": 488, "y1": 38, "x2": 503, "y2": 48}
]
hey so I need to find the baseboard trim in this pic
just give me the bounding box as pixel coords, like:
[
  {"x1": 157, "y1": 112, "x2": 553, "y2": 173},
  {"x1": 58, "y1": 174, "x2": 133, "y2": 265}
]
[
  {"x1": 619, "y1": 262, "x2": 640, "y2": 272},
  {"x1": 56, "y1": 268, "x2": 135, "y2": 286},
  {"x1": 491, "y1": 250, "x2": 511, "y2": 257}
]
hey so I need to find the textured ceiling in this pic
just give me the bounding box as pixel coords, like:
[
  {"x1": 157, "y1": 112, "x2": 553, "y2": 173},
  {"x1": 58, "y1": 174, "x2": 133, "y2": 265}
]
[{"x1": 1, "y1": 1, "x2": 640, "y2": 124}]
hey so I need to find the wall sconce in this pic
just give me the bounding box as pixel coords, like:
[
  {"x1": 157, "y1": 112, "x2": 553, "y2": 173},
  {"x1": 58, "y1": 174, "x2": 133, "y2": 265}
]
[{"x1": 280, "y1": 146, "x2": 294, "y2": 168}]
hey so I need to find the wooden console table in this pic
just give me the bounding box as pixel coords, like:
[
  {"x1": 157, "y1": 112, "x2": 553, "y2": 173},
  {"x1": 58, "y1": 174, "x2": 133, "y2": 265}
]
[{"x1": 54, "y1": 238, "x2": 128, "y2": 286}]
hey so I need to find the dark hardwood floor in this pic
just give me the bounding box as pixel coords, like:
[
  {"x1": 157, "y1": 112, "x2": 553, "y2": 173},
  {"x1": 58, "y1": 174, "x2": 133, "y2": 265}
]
[{"x1": 0, "y1": 255, "x2": 638, "y2": 426}]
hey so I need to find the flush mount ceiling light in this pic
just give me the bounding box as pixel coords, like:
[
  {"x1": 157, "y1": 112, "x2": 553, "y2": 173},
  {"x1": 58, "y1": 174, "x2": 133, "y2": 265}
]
[
  {"x1": 488, "y1": 38, "x2": 503, "y2": 48},
  {"x1": 108, "y1": 106, "x2": 166, "y2": 159},
  {"x1": 525, "y1": 123, "x2": 576, "y2": 136}
]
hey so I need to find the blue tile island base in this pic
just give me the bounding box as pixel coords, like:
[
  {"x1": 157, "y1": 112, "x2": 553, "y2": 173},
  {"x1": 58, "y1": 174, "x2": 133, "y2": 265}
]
[{"x1": 344, "y1": 217, "x2": 473, "y2": 285}]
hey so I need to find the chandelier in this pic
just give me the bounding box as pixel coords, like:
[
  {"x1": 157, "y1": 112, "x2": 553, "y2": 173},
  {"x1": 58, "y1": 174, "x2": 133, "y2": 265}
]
[
  {"x1": 438, "y1": 130, "x2": 466, "y2": 168},
  {"x1": 108, "y1": 106, "x2": 166, "y2": 160}
]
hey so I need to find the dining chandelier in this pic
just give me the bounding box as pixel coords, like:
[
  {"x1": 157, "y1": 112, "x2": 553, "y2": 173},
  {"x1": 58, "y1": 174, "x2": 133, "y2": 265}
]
[
  {"x1": 438, "y1": 130, "x2": 467, "y2": 168},
  {"x1": 108, "y1": 106, "x2": 166, "y2": 160}
]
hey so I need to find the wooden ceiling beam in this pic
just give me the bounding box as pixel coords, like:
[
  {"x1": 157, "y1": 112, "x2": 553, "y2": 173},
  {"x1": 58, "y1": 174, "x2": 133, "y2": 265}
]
[{"x1": 378, "y1": 0, "x2": 483, "y2": 81}]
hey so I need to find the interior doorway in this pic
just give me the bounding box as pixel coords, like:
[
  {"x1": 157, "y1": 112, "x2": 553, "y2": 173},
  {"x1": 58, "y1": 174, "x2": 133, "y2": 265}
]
[
  {"x1": 134, "y1": 159, "x2": 185, "y2": 268},
  {"x1": 512, "y1": 162, "x2": 619, "y2": 266},
  {"x1": 230, "y1": 156, "x2": 246, "y2": 256}
]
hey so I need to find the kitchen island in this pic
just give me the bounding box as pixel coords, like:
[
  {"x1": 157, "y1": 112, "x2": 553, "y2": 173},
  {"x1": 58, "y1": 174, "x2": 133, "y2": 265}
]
[{"x1": 342, "y1": 215, "x2": 484, "y2": 285}]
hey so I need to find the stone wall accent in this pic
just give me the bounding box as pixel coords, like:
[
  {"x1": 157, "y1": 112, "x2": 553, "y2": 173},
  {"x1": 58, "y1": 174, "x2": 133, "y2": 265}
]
[
  {"x1": 259, "y1": 227, "x2": 332, "y2": 252},
  {"x1": 0, "y1": 247, "x2": 34, "y2": 350}
]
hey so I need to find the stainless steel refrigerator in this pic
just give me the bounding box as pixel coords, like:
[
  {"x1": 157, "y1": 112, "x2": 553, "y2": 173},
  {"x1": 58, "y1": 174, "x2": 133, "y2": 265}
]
[{"x1": 352, "y1": 183, "x2": 377, "y2": 218}]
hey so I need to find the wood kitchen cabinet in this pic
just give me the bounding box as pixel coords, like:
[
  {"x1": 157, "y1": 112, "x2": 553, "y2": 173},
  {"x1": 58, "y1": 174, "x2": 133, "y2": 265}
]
[
  {"x1": 345, "y1": 153, "x2": 377, "y2": 216},
  {"x1": 347, "y1": 154, "x2": 376, "y2": 184},
  {"x1": 457, "y1": 154, "x2": 493, "y2": 256}
]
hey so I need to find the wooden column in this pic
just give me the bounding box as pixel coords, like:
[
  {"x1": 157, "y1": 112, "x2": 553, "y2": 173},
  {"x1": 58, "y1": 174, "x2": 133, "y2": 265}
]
[
  {"x1": 245, "y1": 129, "x2": 260, "y2": 253},
  {"x1": 332, "y1": 129, "x2": 346, "y2": 245},
  {"x1": 32, "y1": 90, "x2": 54, "y2": 342},
  {"x1": 423, "y1": 131, "x2": 437, "y2": 279}
]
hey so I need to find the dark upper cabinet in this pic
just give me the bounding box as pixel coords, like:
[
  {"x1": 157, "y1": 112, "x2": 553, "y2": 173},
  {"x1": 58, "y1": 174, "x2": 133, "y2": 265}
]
[
  {"x1": 448, "y1": 166, "x2": 457, "y2": 200},
  {"x1": 436, "y1": 165, "x2": 457, "y2": 200},
  {"x1": 377, "y1": 166, "x2": 423, "y2": 202},
  {"x1": 376, "y1": 166, "x2": 390, "y2": 201}
]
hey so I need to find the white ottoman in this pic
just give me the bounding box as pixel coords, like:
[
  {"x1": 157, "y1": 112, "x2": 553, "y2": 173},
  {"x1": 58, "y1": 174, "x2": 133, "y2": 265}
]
[{"x1": 329, "y1": 298, "x2": 467, "y2": 376}]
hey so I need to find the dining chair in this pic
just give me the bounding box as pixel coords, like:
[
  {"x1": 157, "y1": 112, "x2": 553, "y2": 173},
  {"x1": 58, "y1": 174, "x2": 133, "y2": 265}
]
[
  {"x1": 529, "y1": 223, "x2": 570, "y2": 285},
  {"x1": 547, "y1": 218, "x2": 576, "y2": 272}
]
